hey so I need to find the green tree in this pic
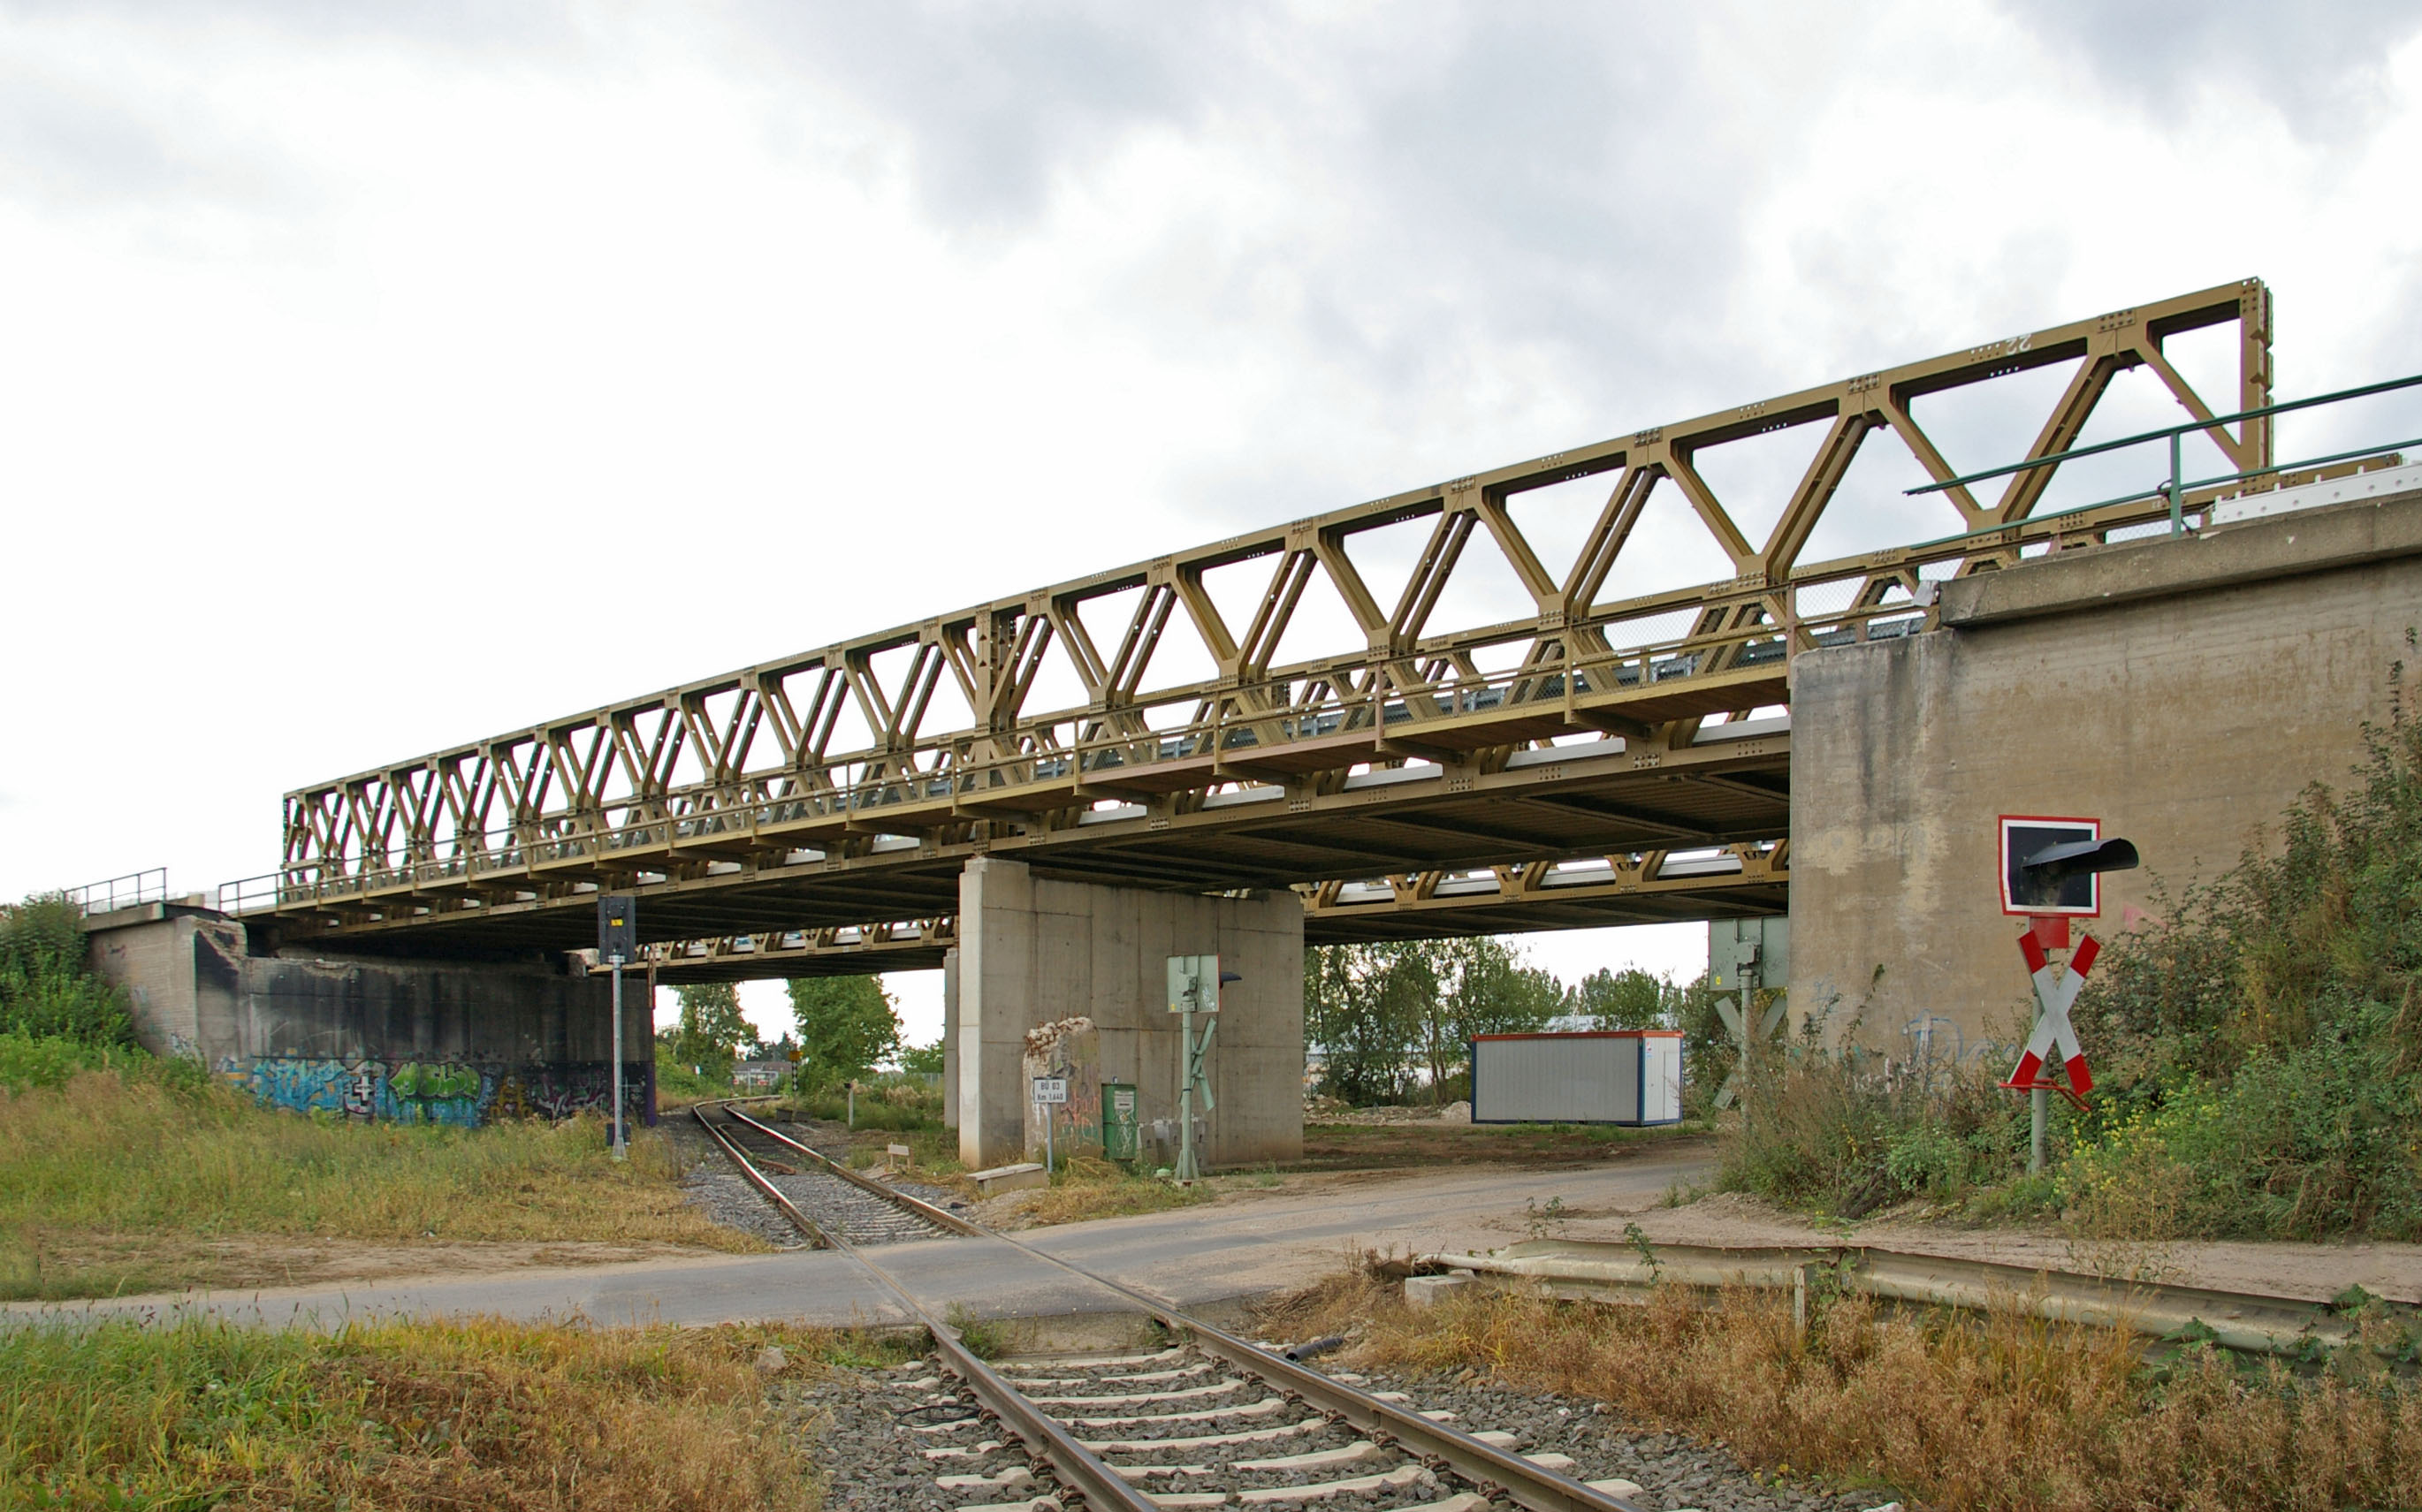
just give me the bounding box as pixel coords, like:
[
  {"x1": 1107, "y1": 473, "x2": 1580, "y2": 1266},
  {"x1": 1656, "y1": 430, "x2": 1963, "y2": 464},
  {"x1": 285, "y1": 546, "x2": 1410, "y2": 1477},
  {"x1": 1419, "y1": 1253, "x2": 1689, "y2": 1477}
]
[
  {"x1": 1304, "y1": 943, "x2": 1425, "y2": 1105},
  {"x1": 667, "y1": 983, "x2": 752, "y2": 1083},
  {"x1": 1574, "y1": 966, "x2": 1678, "y2": 1030},
  {"x1": 899, "y1": 1039, "x2": 945, "y2": 1075},
  {"x1": 786, "y1": 976, "x2": 902, "y2": 1090},
  {"x1": 1424, "y1": 938, "x2": 1563, "y2": 1100},
  {"x1": 1305, "y1": 938, "x2": 1565, "y2": 1105}
]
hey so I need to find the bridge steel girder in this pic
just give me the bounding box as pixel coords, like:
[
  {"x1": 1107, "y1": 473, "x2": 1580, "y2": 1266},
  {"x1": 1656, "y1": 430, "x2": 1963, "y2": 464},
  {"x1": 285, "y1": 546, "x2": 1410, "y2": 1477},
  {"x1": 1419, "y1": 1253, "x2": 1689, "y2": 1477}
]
[
  {"x1": 242, "y1": 280, "x2": 2271, "y2": 954},
  {"x1": 624, "y1": 840, "x2": 1787, "y2": 984}
]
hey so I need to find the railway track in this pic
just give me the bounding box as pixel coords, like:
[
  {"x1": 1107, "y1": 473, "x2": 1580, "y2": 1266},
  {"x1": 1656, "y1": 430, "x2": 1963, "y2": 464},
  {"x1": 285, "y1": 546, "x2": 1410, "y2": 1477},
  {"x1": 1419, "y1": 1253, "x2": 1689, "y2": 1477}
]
[
  {"x1": 689, "y1": 1100, "x2": 968, "y2": 1247},
  {"x1": 691, "y1": 1098, "x2": 1644, "y2": 1512}
]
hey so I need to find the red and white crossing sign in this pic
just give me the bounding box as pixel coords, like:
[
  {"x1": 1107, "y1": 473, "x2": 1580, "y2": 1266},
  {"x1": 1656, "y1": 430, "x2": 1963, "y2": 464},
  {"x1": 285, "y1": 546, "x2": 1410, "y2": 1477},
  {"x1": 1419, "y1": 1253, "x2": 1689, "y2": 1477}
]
[{"x1": 2002, "y1": 927, "x2": 2097, "y2": 1108}]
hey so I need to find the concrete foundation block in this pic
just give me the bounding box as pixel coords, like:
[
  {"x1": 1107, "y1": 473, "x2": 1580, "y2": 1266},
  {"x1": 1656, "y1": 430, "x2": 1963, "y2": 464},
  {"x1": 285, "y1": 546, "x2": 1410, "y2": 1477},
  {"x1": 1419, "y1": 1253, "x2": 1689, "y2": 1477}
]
[
  {"x1": 1404, "y1": 1274, "x2": 1475, "y2": 1309},
  {"x1": 971, "y1": 1162, "x2": 1049, "y2": 1196}
]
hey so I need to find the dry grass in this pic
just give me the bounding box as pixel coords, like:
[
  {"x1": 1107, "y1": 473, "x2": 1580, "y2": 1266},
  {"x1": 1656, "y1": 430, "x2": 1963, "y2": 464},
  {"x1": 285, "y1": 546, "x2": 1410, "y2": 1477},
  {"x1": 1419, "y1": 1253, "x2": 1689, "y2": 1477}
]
[
  {"x1": 2, "y1": 1313, "x2": 905, "y2": 1509},
  {"x1": 1261, "y1": 1266, "x2": 2422, "y2": 1512},
  {"x1": 0, "y1": 1068, "x2": 766, "y2": 1299},
  {"x1": 985, "y1": 1155, "x2": 1218, "y2": 1229}
]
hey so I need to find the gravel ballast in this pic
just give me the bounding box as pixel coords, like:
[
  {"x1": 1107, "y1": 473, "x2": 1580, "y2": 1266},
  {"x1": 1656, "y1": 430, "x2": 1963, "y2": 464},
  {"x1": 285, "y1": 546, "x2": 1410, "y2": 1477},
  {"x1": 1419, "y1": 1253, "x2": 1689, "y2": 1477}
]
[{"x1": 768, "y1": 1347, "x2": 1902, "y2": 1512}]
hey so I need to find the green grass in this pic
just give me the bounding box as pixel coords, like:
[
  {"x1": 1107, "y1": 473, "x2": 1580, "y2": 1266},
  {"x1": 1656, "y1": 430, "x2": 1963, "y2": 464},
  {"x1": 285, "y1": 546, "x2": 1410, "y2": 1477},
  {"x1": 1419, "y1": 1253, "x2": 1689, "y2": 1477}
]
[
  {"x1": 1, "y1": 1061, "x2": 763, "y2": 1300},
  {"x1": 0, "y1": 1314, "x2": 903, "y2": 1510},
  {"x1": 782, "y1": 1072, "x2": 946, "y2": 1133}
]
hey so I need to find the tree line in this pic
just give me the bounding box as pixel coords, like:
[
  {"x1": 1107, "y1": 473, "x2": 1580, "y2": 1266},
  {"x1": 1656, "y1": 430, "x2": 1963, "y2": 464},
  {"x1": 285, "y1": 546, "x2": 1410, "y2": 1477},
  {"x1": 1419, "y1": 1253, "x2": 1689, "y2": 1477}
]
[
  {"x1": 662, "y1": 976, "x2": 917, "y2": 1090},
  {"x1": 1305, "y1": 938, "x2": 1686, "y2": 1106}
]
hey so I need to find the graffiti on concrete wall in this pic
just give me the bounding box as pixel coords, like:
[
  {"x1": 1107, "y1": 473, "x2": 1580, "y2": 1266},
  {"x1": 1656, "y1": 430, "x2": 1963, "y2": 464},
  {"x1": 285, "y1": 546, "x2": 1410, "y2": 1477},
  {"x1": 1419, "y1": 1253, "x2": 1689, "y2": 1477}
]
[{"x1": 222, "y1": 1056, "x2": 652, "y2": 1129}]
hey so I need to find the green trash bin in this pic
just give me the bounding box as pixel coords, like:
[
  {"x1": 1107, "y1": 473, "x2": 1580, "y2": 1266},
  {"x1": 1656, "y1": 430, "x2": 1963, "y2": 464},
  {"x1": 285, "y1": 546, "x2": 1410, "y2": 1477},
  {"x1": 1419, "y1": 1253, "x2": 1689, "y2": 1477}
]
[{"x1": 1101, "y1": 1082, "x2": 1139, "y2": 1164}]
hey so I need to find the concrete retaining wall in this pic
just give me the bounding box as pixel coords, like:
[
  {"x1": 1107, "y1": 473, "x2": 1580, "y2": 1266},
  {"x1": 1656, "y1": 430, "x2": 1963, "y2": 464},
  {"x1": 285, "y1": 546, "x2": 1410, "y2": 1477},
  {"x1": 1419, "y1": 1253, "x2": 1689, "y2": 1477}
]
[
  {"x1": 1788, "y1": 489, "x2": 2422, "y2": 1058},
  {"x1": 85, "y1": 908, "x2": 648, "y2": 1128}
]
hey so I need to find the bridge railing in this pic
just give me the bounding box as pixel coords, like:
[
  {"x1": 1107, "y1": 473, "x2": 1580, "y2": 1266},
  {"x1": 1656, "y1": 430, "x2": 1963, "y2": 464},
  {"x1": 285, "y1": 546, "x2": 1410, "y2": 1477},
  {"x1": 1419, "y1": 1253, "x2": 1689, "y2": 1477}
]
[
  {"x1": 1909, "y1": 369, "x2": 2422, "y2": 536},
  {"x1": 67, "y1": 869, "x2": 170, "y2": 915}
]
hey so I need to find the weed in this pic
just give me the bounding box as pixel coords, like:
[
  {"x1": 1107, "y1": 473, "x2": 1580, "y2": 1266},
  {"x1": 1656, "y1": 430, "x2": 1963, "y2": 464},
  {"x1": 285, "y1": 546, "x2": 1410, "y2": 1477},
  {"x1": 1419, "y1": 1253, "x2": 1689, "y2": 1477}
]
[
  {"x1": 1523, "y1": 1195, "x2": 1569, "y2": 1240},
  {"x1": 946, "y1": 1305, "x2": 1006, "y2": 1360},
  {"x1": 1002, "y1": 1155, "x2": 1215, "y2": 1228},
  {"x1": 0, "y1": 1066, "x2": 762, "y2": 1298},
  {"x1": 0, "y1": 1314, "x2": 844, "y2": 1509},
  {"x1": 1259, "y1": 1262, "x2": 2422, "y2": 1512}
]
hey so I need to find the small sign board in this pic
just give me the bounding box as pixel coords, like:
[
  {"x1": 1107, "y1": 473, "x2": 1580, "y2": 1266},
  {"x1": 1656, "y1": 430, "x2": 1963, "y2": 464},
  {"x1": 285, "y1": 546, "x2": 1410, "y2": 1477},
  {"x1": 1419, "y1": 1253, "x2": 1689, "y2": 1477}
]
[
  {"x1": 1167, "y1": 954, "x2": 1221, "y2": 1014},
  {"x1": 1999, "y1": 815, "x2": 2100, "y2": 916},
  {"x1": 1032, "y1": 1075, "x2": 1069, "y2": 1105}
]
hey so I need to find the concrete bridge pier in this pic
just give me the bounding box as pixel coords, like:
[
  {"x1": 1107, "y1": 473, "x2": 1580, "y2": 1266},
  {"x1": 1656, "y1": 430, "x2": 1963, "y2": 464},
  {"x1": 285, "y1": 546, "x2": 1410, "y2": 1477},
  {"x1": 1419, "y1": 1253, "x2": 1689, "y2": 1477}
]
[{"x1": 948, "y1": 857, "x2": 1304, "y2": 1172}]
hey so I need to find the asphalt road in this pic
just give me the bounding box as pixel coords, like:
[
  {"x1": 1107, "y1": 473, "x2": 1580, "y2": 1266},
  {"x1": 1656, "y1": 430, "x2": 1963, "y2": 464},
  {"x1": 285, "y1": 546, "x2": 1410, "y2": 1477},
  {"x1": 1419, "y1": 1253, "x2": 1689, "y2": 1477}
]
[{"x1": 11, "y1": 1140, "x2": 1714, "y2": 1332}]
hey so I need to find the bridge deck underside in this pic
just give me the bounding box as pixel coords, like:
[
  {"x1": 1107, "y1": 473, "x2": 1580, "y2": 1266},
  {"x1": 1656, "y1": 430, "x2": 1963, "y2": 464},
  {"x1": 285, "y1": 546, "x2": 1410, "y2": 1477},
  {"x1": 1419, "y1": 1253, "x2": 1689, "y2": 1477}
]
[
  {"x1": 307, "y1": 743, "x2": 1787, "y2": 960},
  {"x1": 636, "y1": 871, "x2": 1790, "y2": 984}
]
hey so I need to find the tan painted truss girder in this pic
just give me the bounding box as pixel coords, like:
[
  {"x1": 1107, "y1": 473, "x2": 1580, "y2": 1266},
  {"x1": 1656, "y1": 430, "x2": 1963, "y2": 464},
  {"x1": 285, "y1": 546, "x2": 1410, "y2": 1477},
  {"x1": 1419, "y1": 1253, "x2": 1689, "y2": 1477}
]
[
  {"x1": 253, "y1": 280, "x2": 2272, "y2": 943},
  {"x1": 623, "y1": 840, "x2": 1786, "y2": 983}
]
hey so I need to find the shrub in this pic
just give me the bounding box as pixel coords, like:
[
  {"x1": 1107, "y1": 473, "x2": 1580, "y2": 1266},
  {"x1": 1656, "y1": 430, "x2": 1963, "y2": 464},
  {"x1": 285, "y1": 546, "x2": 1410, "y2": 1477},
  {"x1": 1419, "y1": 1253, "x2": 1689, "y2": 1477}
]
[
  {"x1": 0, "y1": 894, "x2": 131, "y2": 1045},
  {"x1": 2055, "y1": 658, "x2": 2422, "y2": 1239}
]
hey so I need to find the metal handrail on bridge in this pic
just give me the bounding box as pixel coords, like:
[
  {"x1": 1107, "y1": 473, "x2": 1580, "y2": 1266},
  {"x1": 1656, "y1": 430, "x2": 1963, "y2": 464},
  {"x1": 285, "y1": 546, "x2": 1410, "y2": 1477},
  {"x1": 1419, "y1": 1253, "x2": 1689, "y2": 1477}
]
[
  {"x1": 67, "y1": 869, "x2": 169, "y2": 916},
  {"x1": 1908, "y1": 369, "x2": 2422, "y2": 537}
]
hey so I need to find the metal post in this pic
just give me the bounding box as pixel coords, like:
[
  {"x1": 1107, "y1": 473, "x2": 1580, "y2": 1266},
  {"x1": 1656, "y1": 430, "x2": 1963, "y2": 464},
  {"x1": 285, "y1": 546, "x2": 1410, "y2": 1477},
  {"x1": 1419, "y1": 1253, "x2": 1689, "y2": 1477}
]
[
  {"x1": 2030, "y1": 1084, "x2": 2047, "y2": 1175},
  {"x1": 611, "y1": 961, "x2": 626, "y2": 1160},
  {"x1": 1045, "y1": 1100, "x2": 1055, "y2": 1174},
  {"x1": 2167, "y1": 430, "x2": 2184, "y2": 536},
  {"x1": 848, "y1": 1082, "x2": 856, "y2": 1128},
  {"x1": 1177, "y1": 1006, "x2": 1194, "y2": 1184}
]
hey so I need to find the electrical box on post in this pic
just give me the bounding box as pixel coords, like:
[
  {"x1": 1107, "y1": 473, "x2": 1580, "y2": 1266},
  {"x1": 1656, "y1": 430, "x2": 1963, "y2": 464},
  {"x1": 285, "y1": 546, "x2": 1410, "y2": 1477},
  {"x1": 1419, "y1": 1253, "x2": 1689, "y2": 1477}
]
[
  {"x1": 1166, "y1": 954, "x2": 1221, "y2": 1014},
  {"x1": 598, "y1": 894, "x2": 638, "y2": 962}
]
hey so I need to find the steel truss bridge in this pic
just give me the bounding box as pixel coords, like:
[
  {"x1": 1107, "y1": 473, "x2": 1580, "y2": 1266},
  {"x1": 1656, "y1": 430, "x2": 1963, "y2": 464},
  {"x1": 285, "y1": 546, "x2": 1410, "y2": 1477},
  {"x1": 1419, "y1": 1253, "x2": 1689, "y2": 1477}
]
[{"x1": 230, "y1": 280, "x2": 2277, "y2": 972}]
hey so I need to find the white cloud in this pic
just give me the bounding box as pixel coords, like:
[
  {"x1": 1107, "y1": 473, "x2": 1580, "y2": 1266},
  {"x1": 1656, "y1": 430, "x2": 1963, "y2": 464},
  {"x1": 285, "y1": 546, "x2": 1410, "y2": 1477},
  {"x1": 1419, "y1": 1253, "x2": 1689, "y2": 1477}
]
[{"x1": 5, "y1": 3, "x2": 2421, "y2": 1001}]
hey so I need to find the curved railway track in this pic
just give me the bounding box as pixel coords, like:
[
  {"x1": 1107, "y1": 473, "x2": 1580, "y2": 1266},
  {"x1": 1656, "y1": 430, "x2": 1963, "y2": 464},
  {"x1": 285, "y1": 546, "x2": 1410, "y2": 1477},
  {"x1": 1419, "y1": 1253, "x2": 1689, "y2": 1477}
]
[{"x1": 691, "y1": 1098, "x2": 1643, "y2": 1512}]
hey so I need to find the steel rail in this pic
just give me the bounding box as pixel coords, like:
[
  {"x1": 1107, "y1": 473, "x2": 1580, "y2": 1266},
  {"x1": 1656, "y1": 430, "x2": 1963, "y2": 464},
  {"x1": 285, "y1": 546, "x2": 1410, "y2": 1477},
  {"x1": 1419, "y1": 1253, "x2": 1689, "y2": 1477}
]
[
  {"x1": 690, "y1": 1102, "x2": 1160, "y2": 1512},
  {"x1": 694, "y1": 1098, "x2": 1645, "y2": 1512},
  {"x1": 722, "y1": 1103, "x2": 984, "y2": 1235}
]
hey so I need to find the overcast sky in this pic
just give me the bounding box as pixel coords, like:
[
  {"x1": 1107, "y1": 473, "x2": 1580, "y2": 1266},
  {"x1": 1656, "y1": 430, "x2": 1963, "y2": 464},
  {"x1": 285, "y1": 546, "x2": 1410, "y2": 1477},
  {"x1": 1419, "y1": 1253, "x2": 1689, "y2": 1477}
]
[{"x1": 9, "y1": 2, "x2": 2422, "y2": 1047}]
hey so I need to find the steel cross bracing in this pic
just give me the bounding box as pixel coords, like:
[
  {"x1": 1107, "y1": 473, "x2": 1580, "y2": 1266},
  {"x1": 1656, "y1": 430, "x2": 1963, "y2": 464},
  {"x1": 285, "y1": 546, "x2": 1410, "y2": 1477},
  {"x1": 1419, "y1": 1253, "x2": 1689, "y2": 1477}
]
[{"x1": 238, "y1": 280, "x2": 2272, "y2": 954}]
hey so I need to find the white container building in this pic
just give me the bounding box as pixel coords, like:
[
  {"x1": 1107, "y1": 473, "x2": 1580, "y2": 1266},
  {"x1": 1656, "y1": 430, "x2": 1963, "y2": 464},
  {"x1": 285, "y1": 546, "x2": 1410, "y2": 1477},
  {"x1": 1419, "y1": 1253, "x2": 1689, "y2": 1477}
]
[{"x1": 1468, "y1": 1030, "x2": 1685, "y2": 1126}]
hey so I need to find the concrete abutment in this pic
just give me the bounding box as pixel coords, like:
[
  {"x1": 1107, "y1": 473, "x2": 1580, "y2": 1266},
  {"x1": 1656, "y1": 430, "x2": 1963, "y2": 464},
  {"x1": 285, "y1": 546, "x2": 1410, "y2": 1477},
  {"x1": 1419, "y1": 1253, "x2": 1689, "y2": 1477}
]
[
  {"x1": 1788, "y1": 487, "x2": 2422, "y2": 1058},
  {"x1": 83, "y1": 904, "x2": 650, "y2": 1128}
]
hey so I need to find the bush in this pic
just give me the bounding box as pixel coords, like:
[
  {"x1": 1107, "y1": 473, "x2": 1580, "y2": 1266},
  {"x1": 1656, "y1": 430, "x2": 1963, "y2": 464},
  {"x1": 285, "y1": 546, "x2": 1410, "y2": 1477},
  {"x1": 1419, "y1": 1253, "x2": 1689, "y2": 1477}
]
[
  {"x1": 0, "y1": 895, "x2": 131, "y2": 1046},
  {"x1": 2054, "y1": 662, "x2": 2422, "y2": 1240},
  {"x1": 1717, "y1": 1007, "x2": 2030, "y2": 1218},
  {"x1": 786, "y1": 1071, "x2": 943, "y2": 1131}
]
